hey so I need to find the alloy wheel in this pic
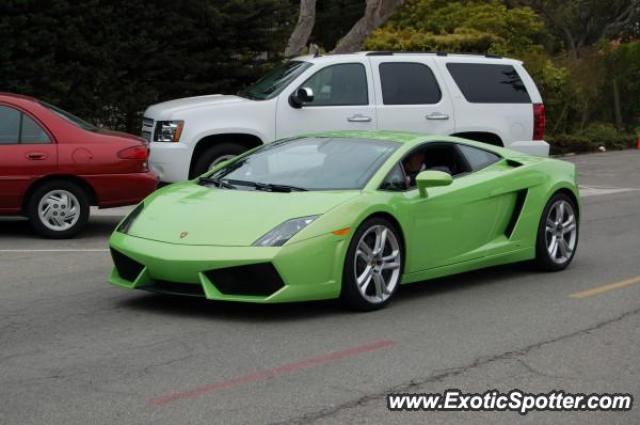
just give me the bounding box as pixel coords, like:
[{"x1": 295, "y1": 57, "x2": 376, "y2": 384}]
[
  {"x1": 354, "y1": 224, "x2": 402, "y2": 304},
  {"x1": 544, "y1": 199, "x2": 577, "y2": 265}
]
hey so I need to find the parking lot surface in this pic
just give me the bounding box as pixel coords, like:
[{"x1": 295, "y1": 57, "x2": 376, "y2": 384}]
[{"x1": 1, "y1": 150, "x2": 639, "y2": 425}]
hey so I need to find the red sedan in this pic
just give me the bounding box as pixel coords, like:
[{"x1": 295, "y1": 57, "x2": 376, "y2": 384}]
[{"x1": 0, "y1": 93, "x2": 157, "y2": 238}]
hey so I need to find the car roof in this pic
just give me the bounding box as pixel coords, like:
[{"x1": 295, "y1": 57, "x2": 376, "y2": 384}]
[{"x1": 0, "y1": 92, "x2": 40, "y2": 107}]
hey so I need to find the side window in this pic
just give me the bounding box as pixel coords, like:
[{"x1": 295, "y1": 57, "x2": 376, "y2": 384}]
[
  {"x1": 457, "y1": 144, "x2": 500, "y2": 171},
  {"x1": 379, "y1": 62, "x2": 442, "y2": 105},
  {"x1": 446, "y1": 63, "x2": 531, "y2": 103},
  {"x1": 21, "y1": 114, "x2": 51, "y2": 144},
  {"x1": 380, "y1": 163, "x2": 408, "y2": 191},
  {"x1": 300, "y1": 63, "x2": 368, "y2": 106},
  {"x1": 0, "y1": 106, "x2": 20, "y2": 145}
]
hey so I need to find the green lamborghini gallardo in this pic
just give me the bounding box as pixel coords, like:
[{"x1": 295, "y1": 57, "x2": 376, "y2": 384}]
[{"x1": 108, "y1": 131, "x2": 580, "y2": 310}]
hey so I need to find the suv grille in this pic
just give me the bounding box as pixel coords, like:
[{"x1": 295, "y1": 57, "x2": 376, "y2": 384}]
[{"x1": 205, "y1": 263, "x2": 285, "y2": 296}]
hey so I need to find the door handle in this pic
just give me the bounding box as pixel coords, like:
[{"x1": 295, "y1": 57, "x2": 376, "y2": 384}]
[
  {"x1": 426, "y1": 112, "x2": 450, "y2": 121},
  {"x1": 347, "y1": 114, "x2": 372, "y2": 123},
  {"x1": 26, "y1": 152, "x2": 48, "y2": 160}
]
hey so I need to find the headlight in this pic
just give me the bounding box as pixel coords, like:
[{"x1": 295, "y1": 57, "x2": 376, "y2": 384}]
[
  {"x1": 154, "y1": 120, "x2": 184, "y2": 142},
  {"x1": 117, "y1": 203, "x2": 144, "y2": 234},
  {"x1": 253, "y1": 215, "x2": 318, "y2": 247}
]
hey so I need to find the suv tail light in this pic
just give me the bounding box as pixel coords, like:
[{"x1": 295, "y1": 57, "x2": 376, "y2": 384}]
[
  {"x1": 533, "y1": 103, "x2": 545, "y2": 141},
  {"x1": 118, "y1": 145, "x2": 149, "y2": 160}
]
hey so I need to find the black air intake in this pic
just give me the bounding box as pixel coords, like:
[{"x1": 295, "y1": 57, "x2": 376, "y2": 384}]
[
  {"x1": 205, "y1": 263, "x2": 285, "y2": 296},
  {"x1": 141, "y1": 280, "x2": 205, "y2": 297},
  {"x1": 110, "y1": 248, "x2": 144, "y2": 282}
]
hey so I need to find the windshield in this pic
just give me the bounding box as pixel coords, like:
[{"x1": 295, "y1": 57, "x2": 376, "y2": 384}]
[
  {"x1": 210, "y1": 137, "x2": 399, "y2": 191},
  {"x1": 40, "y1": 101, "x2": 99, "y2": 132},
  {"x1": 238, "y1": 61, "x2": 312, "y2": 100}
]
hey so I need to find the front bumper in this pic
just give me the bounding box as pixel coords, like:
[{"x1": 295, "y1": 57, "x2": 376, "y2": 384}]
[
  {"x1": 107, "y1": 231, "x2": 347, "y2": 303},
  {"x1": 148, "y1": 142, "x2": 191, "y2": 182}
]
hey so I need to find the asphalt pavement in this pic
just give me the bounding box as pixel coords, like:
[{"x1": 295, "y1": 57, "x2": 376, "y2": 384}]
[{"x1": 1, "y1": 150, "x2": 639, "y2": 425}]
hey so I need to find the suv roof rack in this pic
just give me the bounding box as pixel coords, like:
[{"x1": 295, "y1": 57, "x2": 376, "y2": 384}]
[{"x1": 364, "y1": 51, "x2": 503, "y2": 59}]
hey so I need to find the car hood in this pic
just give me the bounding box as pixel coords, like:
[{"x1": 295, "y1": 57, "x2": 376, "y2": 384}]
[
  {"x1": 144, "y1": 94, "x2": 248, "y2": 118},
  {"x1": 128, "y1": 182, "x2": 360, "y2": 246}
]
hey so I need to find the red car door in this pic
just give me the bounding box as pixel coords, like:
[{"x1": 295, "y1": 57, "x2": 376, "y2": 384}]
[{"x1": 0, "y1": 104, "x2": 58, "y2": 213}]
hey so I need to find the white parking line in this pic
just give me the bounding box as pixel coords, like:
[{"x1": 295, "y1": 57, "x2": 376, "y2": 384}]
[
  {"x1": 0, "y1": 249, "x2": 109, "y2": 253},
  {"x1": 579, "y1": 186, "x2": 640, "y2": 198}
]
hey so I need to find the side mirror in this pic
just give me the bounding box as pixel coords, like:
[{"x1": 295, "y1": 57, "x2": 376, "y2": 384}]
[
  {"x1": 416, "y1": 170, "x2": 452, "y2": 198},
  {"x1": 289, "y1": 87, "x2": 314, "y2": 108}
]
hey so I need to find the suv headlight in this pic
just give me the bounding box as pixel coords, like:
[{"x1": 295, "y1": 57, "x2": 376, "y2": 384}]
[
  {"x1": 253, "y1": 215, "x2": 318, "y2": 247},
  {"x1": 117, "y1": 203, "x2": 144, "y2": 234},
  {"x1": 154, "y1": 120, "x2": 184, "y2": 142}
]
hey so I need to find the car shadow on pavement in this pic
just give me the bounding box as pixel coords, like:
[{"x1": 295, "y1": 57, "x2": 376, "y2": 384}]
[
  {"x1": 115, "y1": 263, "x2": 528, "y2": 322},
  {"x1": 0, "y1": 216, "x2": 119, "y2": 240}
]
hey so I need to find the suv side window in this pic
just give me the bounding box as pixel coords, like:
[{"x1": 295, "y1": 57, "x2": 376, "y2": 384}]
[
  {"x1": 379, "y1": 62, "x2": 442, "y2": 105},
  {"x1": 446, "y1": 63, "x2": 531, "y2": 103},
  {"x1": 457, "y1": 144, "x2": 500, "y2": 171},
  {"x1": 300, "y1": 63, "x2": 368, "y2": 106},
  {"x1": 0, "y1": 106, "x2": 20, "y2": 144}
]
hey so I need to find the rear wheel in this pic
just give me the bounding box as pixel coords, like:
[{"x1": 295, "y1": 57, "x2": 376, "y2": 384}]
[
  {"x1": 26, "y1": 180, "x2": 90, "y2": 238},
  {"x1": 534, "y1": 193, "x2": 579, "y2": 271},
  {"x1": 341, "y1": 218, "x2": 403, "y2": 311},
  {"x1": 191, "y1": 143, "x2": 247, "y2": 178}
]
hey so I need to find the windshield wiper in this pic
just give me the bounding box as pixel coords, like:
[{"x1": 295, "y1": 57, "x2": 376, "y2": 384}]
[
  {"x1": 199, "y1": 176, "x2": 236, "y2": 189},
  {"x1": 254, "y1": 182, "x2": 308, "y2": 192},
  {"x1": 225, "y1": 180, "x2": 307, "y2": 192}
]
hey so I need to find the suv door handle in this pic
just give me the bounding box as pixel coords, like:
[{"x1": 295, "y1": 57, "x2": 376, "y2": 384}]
[
  {"x1": 347, "y1": 114, "x2": 372, "y2": 123},
  {"x1": 426, "y1": 112, "x2": 450, "y2": 121},
  {"x1": 26, "y1": 152, "x2": 48, "y2": 160}
]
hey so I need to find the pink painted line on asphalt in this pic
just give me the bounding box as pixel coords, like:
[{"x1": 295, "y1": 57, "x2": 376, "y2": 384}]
[{"x1": 148, "y1": 339, "x2": 397, "y2": 406}]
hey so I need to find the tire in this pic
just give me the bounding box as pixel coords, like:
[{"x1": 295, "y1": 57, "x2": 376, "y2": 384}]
[
  {"x1": 26, "y1": 180, "x2": 90, "y2": 239},
  {"x1": 534, "y1": 192, "x2": 579, "y2": 271},
  {"x1": 341, "y1": 217, "x2": 404, "y2": 311},
  {"x1": 191, "y1": 142, "x2": 248, "y2": 178}
]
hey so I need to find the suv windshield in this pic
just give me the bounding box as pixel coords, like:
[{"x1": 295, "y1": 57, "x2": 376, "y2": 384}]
[
  {"x1": 41, "y1": 101, "x2": 98, "y2": 131},
  {"x1": 238, "y1": 61, "x2": 311, "y2": 100},
  {"x1": 209, "y1": 137, "x2": 399, "y2": 191}
]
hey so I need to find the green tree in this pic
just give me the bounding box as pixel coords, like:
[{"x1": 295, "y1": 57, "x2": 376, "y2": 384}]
[
  {"x1": 365, "y1": 0, "x2": 545, "y2": 56},
  {"x1": 0, "y1": 0, "x2": 291, "y2": 132}
]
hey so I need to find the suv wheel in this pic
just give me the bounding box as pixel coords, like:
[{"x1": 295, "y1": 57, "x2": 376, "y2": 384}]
[
  {"x1": 191, "y1": 143, "x2": 247, "y2": 177},
  {"x1": 26, "y1": 180, "x2": 90, "y2": 238}
]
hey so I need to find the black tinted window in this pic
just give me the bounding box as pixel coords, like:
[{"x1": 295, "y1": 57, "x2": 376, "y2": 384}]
[
  {"x1": 457, "y1": 144, "x2": 500, "y2": 170},
  {"x1": 380, "y1": 62, "x2": 442, "y2": 105},
  {"x1": 301, "y1": 63, "x2": 368, "y2": 106},
  {"x1": 0, "y1": 106, "x2": 20, "y2": 144},
  {"x1": 21, "y1": 114, "x2": 50, "y2": 144},
  {"x1": 446, "y1": 63, "x2": 531, "y2": 103}
]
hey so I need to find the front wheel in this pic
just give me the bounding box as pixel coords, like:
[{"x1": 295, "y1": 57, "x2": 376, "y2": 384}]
[
  {"x1": 341, "y1": 218, "x2": 403, "y2": 311},
  {"x1": 191, "y1": 143, "x2": 247, "y2": 178},
  {"x1": 26, "y1": 180, "x2": 90, "y2": 238},
  {"x1": 534, "y1": 193, "x2": 579, "y2": 271}
]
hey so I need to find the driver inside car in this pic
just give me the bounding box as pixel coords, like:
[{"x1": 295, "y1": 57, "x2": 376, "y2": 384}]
[{"x1": 403, "y1": 150, "x2": 426, "y2": 187}]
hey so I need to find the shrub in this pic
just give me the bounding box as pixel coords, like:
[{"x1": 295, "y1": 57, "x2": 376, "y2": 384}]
[{"x1": 548, "y1": 123, "x2": 636, "y2": 154}]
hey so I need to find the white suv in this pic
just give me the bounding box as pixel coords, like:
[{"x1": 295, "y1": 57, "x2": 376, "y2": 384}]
[{"x1": 142, "y1": 52, "x2": 548, "y2": 182}]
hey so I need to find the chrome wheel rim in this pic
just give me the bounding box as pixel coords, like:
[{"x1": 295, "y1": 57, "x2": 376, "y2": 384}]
[
  {"x1": 544, "y1": 200, "x2": 577, "y2": 264},
  {"x1": 354, "y1": 225, "x2": 401, "y2": 304},
  {"x1": 208, "y1": 154, "x2": 236, "y2": 171},
  {"x1": 37, "y1": 190, "x2": 80, "y2": 231}
]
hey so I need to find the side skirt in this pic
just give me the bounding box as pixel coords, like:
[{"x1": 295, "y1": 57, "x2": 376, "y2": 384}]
[{"x1": 400, "y1": 247, "x2": 535, "y2": 285}]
